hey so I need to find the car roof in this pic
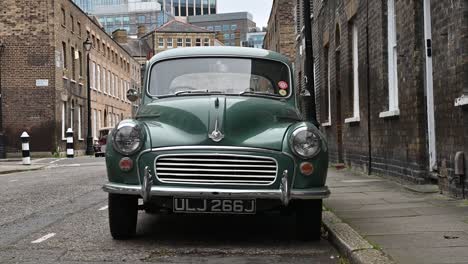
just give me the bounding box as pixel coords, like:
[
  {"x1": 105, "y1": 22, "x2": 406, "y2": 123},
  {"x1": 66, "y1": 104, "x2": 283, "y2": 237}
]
[{"x1": 148, "y1": 47, "x2": 292, "y2": 66}]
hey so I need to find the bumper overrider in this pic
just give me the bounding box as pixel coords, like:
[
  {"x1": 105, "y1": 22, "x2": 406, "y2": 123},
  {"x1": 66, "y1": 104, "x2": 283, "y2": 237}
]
[{"x1": 103, "y1": 167, "x2": 330, "y2": 206}]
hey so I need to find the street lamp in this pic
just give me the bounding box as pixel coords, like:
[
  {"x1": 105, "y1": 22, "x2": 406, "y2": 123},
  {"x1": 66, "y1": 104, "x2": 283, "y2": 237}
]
[{"x1": 83, "y1": 37, "x2": 94, "y2": 155}]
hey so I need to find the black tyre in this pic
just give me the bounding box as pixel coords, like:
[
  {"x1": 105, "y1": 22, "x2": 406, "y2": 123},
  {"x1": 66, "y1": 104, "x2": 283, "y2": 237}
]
[
  {"x1": 108, "y1": 193, "x2": 138, "y2": 240},
  {"x1": 295, "y1": 199, "x2": 323, "y2": 241}
]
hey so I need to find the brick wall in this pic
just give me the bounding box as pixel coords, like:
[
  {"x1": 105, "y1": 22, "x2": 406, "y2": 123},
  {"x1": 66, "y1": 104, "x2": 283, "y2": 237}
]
[
  {"x1": 306, "y1": 0, "x2": 468, "y2": 196},
  {"x1": 264, "y1": 0, "x2": 297, "y2": 62},
  {"x1": 0, "y1": 0, "x2": 139, "y2": 155},
  {"x1": 431, "y1": 0, "x2": 468, "y2": 197}
]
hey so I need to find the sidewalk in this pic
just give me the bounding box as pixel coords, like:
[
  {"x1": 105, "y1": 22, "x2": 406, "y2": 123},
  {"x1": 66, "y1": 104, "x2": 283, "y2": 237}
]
[
  {"x1": 325, "y1": 168, "x2": 468, "y2": 264},
  {"x1": 0, "y1": 159, "x2": 48, "y2": 174}
]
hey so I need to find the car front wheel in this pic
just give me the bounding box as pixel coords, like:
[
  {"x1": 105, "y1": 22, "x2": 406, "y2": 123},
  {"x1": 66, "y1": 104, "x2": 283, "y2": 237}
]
[
  {"x1": 108, "y1": 193, "x2": 138, "y2": 240},
  {"x1": 295, "y1": 199, "x2": 323, "y2": 241}
]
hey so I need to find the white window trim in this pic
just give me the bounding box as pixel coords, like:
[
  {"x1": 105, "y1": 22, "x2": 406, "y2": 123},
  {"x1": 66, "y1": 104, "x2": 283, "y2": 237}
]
[
  {"x1": 322, "y1": 49, "x2": 332, "y2": 127},
  {"x1": 455, "y1": 94, "x2": 468, "y2": 107},
  {"x1": 70, "y1": 106, "x2": 74, "y2": 131},
  {"x1": 167, "y1": 38, "x2": 173, "y2": 48},
  {"x1": 61, "y1": 102, "x2": 66, "y2": 140},
  {"x1": 158, "y1": 38, "x2": 164, "y2": 48},
  {"x1": 346, "y1": 23, "x2": 360, "y2": 124},
  {"x1": 78, "y1": 106, "x2": 83, "y2": 140},
  {"x1": 380, "y1": 0, "x2": 400, "y2": 118},
  {"x1": 102, "y1": 67, "x2": 107, "y2": 94},
  {"x1": 91, "y1": 62, "x2": 96, "y2": 90},
  {"x1": 93, "y1": 109, "x2": 97, "y2": 141},
  {"x1": 97, "y1": 65, "x2": 101, "y2": 92}
]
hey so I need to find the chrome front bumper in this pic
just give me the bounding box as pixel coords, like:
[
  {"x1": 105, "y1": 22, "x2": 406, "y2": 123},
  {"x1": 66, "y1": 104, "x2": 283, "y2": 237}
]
[{"x1": 103, "y1": 168, "x2": 330, "y2": 206}]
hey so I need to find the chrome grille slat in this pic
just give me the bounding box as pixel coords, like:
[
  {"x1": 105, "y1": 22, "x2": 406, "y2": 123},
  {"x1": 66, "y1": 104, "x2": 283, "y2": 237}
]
[
  {"x1": 160, "y1": 158, "x2": 275, "y2": 163},
  {"x1": 157, "y1": 168, "x2": 276, "y2": 173},
  {"x1": 157, "y1": 162, "x2": 276, "y2": 168},
  {"x1": 157, "y1": 172, "x2": 276, "y2": 178},
  {"x1": 155, "y1": 154, "x2": 278, "y2": 185},
  {"x1": 160, "y1": 178, "x2": 273, "y2": 184}
]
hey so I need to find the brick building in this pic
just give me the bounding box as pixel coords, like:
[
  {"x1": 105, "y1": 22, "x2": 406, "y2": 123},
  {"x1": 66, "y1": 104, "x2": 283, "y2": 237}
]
[
  {"x1": 0, "y1": 0, "x2": 140, "y2": 156},
  {"x1": 141, "y1": 20, "x2": 218, "y2": 54},
  {"x1": 263, "y1": 0, "x2": 297, "y2": 62},
  {"x1": 285, "y1": 0, "x2": 468, "y2": 197}
]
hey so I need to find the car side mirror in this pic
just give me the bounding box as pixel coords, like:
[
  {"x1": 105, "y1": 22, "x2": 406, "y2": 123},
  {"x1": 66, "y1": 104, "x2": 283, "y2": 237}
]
[{"x1": 127, "y1": 88, "x2": 139, "y2": 102}]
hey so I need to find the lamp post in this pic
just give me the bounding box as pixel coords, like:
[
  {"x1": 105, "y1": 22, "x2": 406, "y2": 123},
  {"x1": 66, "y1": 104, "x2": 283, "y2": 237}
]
[
  {"x1": 0, "y1": 42, "x2": 6, "y2": 159},
  {"x1": 83, "y1": 37, "x2": 94, "y2": 155}
]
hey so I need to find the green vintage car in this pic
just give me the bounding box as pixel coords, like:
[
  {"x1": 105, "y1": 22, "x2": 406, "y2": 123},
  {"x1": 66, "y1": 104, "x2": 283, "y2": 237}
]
[{"x1": 103, "y1": 47, "x2": 329, "y2": 240}]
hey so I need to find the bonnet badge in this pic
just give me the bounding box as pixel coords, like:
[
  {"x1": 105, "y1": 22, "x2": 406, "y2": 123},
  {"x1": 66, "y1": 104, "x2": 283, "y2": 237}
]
[{"x1": 209, "y1": 119, "x2": 224, "y2": 142}]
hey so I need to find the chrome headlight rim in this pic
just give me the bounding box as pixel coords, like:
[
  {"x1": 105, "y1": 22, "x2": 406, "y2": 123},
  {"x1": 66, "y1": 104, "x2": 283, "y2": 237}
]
[
  {"x1": 112, "y1": 123, "x2": 144, "y2": 156},
  {"x1": 289, "y1": 127, "x2": 322, "y2": 159}
]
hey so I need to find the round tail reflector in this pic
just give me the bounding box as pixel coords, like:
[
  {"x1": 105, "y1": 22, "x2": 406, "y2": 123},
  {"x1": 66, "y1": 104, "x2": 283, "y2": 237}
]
[
  {"x1": 300, "y1": 162, "x2": 314, "y2": 176},
  {"x1": 119, "y1": 157, "x2": 133, "y2": 172}
]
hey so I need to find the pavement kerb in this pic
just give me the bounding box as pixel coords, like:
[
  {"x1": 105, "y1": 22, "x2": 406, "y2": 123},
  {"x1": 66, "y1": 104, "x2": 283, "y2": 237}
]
[
  {"x1": 0, "y1": 164, "x2": 48, "y2": 175},
  {"x1": 322, "y1": 210, "x2": 396, "y2": 264}
]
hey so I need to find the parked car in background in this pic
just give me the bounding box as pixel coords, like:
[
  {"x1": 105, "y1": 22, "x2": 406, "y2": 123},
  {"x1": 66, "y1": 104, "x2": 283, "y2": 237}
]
[
  {"x1": 93, "y1": 127, "x2": 113, "y2": 157},
  {"x1": 103, "y1": 47, "x2": 330, "y2": 241}
]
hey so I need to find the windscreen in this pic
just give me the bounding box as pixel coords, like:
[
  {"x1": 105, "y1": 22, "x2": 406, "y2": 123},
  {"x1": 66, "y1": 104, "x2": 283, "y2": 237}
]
[{"x1": 149, "y1": 58, "x2": 291, "y2": 97}]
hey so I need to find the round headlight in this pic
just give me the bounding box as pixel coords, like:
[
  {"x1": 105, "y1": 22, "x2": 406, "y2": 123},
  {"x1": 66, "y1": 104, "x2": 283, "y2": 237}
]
[
  {"x1": 290, "y1": 127, "x2": 321, "y2": 159},
  {"x1": 112, "y1": 123, "x2": 143, "y2": 155}
]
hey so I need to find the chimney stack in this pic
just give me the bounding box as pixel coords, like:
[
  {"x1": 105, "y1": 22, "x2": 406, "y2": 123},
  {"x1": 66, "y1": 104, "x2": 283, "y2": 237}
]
[
  {"x1": 112, "y1": 29, "x2": 128, "y2": 44},
  {"x1": 137, "y1": 25, "x2": 147, "y2": 38}
]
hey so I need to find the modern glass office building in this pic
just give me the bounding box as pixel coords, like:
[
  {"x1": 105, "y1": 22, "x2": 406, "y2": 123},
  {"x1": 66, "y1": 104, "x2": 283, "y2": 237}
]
[
  {"x1": 71, "y1": 0, "x2": 172, "y2": 36},
  {"x1": 157, "y1": 0, "x2": 217, "y2": 17}
]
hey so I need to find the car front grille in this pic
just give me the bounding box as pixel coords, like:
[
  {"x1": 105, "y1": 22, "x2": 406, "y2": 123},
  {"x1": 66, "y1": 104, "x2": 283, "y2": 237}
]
[{"x1": 155, "y1": 154, "x2": 278, "y2": 185}]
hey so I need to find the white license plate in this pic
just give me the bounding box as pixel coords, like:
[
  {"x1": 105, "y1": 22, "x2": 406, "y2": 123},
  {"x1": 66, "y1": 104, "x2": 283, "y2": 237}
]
[{"x1": 173, "y1": 198, "x2": 256, "y2": 214}]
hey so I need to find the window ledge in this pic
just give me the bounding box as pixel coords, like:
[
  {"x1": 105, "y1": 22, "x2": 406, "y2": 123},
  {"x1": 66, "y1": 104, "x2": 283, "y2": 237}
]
[
  {"x1": 379, "y1": 109, "x2": 400, "y2": 119},
  {"x1": 322, "y1": 121, "x2": 332, "y2": 127},
  {"x1": 345, "y1": 116, "x2": 361, "y2": 124},
  {"x1": 62, "y1": 76, "x2": 68, "y2": 80},
  {"x1": 78, "y1": 138, "x2": 84, "y2": 141},
  {"x1": 454, "y1": 95, "x2": 468, "y2": 107},
  {"x1": 70, "y1": 79, "x2": 76, "y2": 83}
]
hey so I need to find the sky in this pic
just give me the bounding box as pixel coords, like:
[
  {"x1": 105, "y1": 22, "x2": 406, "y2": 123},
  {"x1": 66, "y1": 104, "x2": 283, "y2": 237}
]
[{"x1": 217, "y1": 0, "x2": 273, "y2": 29}]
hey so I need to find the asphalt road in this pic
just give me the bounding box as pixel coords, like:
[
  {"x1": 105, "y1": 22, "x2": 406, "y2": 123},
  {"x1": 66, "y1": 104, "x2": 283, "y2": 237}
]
[{"x1": 0, "y1": 157, "x2": 341, "y2": 264}]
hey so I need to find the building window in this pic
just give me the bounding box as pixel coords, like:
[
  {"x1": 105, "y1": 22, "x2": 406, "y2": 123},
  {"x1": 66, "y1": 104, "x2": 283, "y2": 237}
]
[
  {"x1": 107, "y1": 70, "x2": 111, "y2": 95},
  {"x1": 93, "y1": 109, "x2": 97, "y2": 140},
  {"x1": 323, "y1": 46, "x2": 331, "y2": 126},
  {"x1": 380, "y1": 0, "x2": 399, "y2": 118},
  {"x1": 70, "y1": 15, "x2": 74, "y2": 32},
  {"x1": 62, "y1": 102, "x2": 66, "y2": 140},
  {"x1": 102, "y1": 67, "x2": 106, "y2": 94},
  {"x1": 78, "y1": 51, "x2": 83, "y2": 78},
  {"x1": 78, "y1": 106, "x2": 83, "y2": 140},
  {"x1": 158, "y1": 38, "x2": 164, "y2": 48},
  {"x1": 97, "y1": 65, "x2": 101, "y2": 91},
  {"x1": 207, "y1": 26, "x2": 213, "y2": 31},
  {"x1": 138, "y1": 15, "x2": 145, "y2": 24},
  {"x1": 214, "y1": 25, "x2": 221, "y2": 31},
  {"x1": 185, "y1": 38, "x2": 192, "y2": 47},
  {"x1": 61, "y1": 8, "x2": 66, "y2": 26},
  {"x1": 98, "y1": 110, "x2": 101, "y2": 131},
  {"x1": 177, "y1": 38, "x2": 183, "y2": 47},
  {"x1": 77, "y1": 21, "x2": 81, "y2": 37},
  {"x1": 195, "y1": 38, "x2": 201, "y2": 46},
  {"x1": 224, "y1": 33, "x2": 230, "y2": 40},
  {"x1": 91, "y1": 62, "x2": 96, "y2": 89},
  {"x1": 230, "y1": 34, "x2": 236, "y2": 40},
  {"x1": 167, "y1": 38, "x2": 173, "y2": 48},
  {"x1": 70, "y1": 102, "x2": 74, "y2": 131},
  {"x1": 231, "y1": 24, "x2": 237, "y2": 31},
  {"x1": 204, "y1": 38, "x2": 210, "y2": 46},
  {"x1": 71, "y1": 46, "x2": 76, "y2": 80},
  {"x1": 62, "y1": 42, "x2": 67, "y2": 69},
  {"x1": 223, "y1": 25, "x2": 229, "y2": 31},
  {"x1": 345, "y1": 23, "x2": 360, "y2": 123}
]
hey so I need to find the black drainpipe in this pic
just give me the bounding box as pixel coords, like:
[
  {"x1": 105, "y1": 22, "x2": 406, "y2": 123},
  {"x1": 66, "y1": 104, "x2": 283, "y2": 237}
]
[
  {"x1": 303, "y1": 0, "x2": 318, "y2": 126},
  {"x1": 366, "y1": 0, "x2": 372, "y2": 175}
]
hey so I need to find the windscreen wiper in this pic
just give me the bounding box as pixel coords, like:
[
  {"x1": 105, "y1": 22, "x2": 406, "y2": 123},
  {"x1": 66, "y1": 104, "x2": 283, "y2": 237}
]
[
  {"x1": 239, "y1": 90, "x2": 276, "y2": 97},
  {"x1": 175, "y1": 90, "x2": 223, "y2": 96}
]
